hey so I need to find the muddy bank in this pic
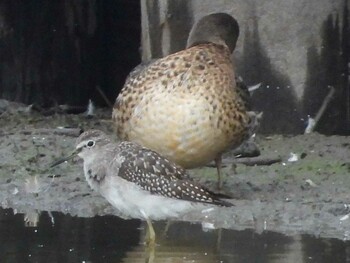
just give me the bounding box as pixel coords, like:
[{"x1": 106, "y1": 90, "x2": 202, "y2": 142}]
[{"x1": 1, "y1": 104, "x2": 350, "y2": 240}]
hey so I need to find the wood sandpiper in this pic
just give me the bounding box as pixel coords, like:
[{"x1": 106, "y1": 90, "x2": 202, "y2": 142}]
[
  {"x1": 51, "y1": 130, "x2": 233, "y2": 245},
  {"x1": 112, "y1": 13, "x2": 251, "y2": 189}
]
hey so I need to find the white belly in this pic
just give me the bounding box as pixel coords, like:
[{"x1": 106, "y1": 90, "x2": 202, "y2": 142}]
[{"x1": 97, "y1": 174, "x2": 203, "y2": 220}]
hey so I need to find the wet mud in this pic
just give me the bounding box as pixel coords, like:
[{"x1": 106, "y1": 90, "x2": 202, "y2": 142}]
[{"x1": 1, "y1": 102, "x2": 350, "y2": 240}]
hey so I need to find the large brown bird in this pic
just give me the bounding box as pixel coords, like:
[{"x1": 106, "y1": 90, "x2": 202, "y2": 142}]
[{"x1": 112, "y1": 13, "x2": 251, "y2": 188}]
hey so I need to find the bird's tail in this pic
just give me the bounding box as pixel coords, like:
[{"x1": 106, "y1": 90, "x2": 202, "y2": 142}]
[{"x1": 208, "y1": 190, "x2": 234, "y2": 207}]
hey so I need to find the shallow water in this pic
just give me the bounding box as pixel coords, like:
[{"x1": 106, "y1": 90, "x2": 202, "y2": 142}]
[{"x1": 1, "y1": 208, "x2": 349, "y2": 263}]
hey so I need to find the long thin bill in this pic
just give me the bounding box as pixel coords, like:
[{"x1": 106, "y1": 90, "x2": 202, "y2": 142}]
[{"x1": 50, "y1": 148, "x2": 80, "y2": 168}]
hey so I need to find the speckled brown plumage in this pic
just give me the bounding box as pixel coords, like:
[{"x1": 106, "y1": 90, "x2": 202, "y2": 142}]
[
  {"x1": 112, "y1": 13, "x2": 250, "y2": 185},
  {"x1": 51, "y1": 129, "x2": 233, "y2": 247},
  {"x1": 57, "y1": 130, "x2": 233, "y2": 217},
  {"x1": 115, "y1": 140, "x2": 231, "y2": 206}
]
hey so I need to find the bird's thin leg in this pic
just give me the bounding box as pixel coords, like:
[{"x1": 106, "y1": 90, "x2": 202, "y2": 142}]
[
  {"x1": 161, "y1": 220, "x2": 173, "y2": 239},
  {"x1": 214, "y1": 155, "x2": 223, "y2": 190},
  {"x1": 144, "y1": 239, "x2": 156, "y2": 263},
  {"x1": 145, "y1": 217, "x2": 156, "y2": 247},
  {"x1": 141, "y1": 210, "x2": 156, "y2": 247},
  {"x1": 215, "y1": 228, "x2": 222, "y2": 252}
]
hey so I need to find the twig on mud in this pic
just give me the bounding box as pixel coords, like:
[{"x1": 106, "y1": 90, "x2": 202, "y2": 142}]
[
  {"x1": 1, "y1": 128, "x2": 83, "y2": 137},
  {"x1": 86, "y1": 99, "x2": 95, "y2": 118},
  {"x1": 233, "y1": 157, "x2": 282, "y2": 166},
  {"x1": 8, "y1": 134, "x2": 25, "y2": 166},
  {"x1": 96, "y1": 85, "x2": 113, "y2": 108},
  {"x1": 305, "y1": 86, "x2": 335, "y2": 134},
  {"x1": 32, "y1": 104, "x2": 86, "y2": 115},
  {"x1": 305, "y1": 179, "x2": 318, "y2": 187},
  {"x1": 206, "y1": 157, "x2": 282, "y2": 168},
  {"x1": 41, "y1": 174, "x2": 57, "y2": 193}
]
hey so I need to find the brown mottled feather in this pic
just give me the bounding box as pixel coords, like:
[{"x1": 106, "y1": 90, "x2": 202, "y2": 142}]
[
  {"x1": 112, "y1": 13, "x2": 250, "y2": 171},
  {"x1": 113, "y1": 141, "x2": 232, "y2": 207}
]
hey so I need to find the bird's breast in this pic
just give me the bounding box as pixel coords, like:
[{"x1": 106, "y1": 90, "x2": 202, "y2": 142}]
[
  {"x1": 125, "y1": 91, "x2": 244, "y2": 168},
  {"x1": 113, "y1": 43, "x2": 249, "y2": 168}
]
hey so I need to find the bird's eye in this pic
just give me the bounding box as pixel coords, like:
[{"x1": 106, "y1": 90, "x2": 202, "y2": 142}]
[{"x1": 87, "y1": 140, "x2": 95, "y2": 147}]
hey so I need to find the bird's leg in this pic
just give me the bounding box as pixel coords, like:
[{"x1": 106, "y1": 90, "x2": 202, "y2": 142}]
[
  {"x1": 144, "y1": 244, "x2": 155, "y2": 263},
  {"x1": 145, "y1": 217, "x2": 156, "y2": 247},
  {"x1": 161, "y1": 220, "x2": 173, "y2": 239},
  {"x1": 141, "y1": 210, "x2": 156, "y2": 247},
  {"x1": 214, "y1": 155, "x2": 223, "y2": 190},
  {"x1": 215, "y1": 228, "x2": 222, "y2": 252}
]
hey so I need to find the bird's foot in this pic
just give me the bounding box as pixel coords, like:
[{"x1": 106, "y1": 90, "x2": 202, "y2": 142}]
[{"x1": 144, "y1": 217, "x2": 156, "y2": 247}]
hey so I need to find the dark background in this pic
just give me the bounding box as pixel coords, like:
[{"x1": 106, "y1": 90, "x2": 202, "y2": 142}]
[
  {"x1": 0, "y1": 0, "x2": 141, "y2": 107},
  {"x1": 0, "y1": 0, "x2": 349, "y2": 135}
]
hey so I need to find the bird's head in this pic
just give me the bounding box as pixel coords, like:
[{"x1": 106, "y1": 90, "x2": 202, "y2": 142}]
[
  {"x1": 50, "y1": 130, "x2": 111, "y2": 167},
  {"x1": 186, "y1": 13, "x2": 240, "y2": 53}
]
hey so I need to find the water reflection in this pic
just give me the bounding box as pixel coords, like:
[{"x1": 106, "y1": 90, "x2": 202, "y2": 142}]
[{"x1": 0, "y1": 208, "x2": 349, "y2": 263}]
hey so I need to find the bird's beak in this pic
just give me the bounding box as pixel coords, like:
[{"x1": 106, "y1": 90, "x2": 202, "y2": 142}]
[{"x1": 50, "y1": 147, "x2": 82, "y2": 168}]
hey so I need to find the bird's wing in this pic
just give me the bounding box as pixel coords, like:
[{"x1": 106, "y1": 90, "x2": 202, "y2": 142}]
[
  {"x1": 125, "y1": 59, "x2": 159, "y2": 83},
  {"x1": 119, "y1": 163, "x2": 233, "y2": 207},
  {"x1": 113, "y1": 142, "x2": 232, "y2": 207},
  {"x1": 164, "y1": 179, "x2": 233, "y2": 207},
  {"x1": 116, "y1": 141, "x2": 190, "y2": 181}
]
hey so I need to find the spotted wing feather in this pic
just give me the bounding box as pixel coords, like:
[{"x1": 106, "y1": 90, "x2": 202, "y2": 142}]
[
  {"x1": 116, "y1": 142, "x2": 232, "y2": 207},
  {"x1": 116, "y1": 141, "x2": 190, "y2": 181}
]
